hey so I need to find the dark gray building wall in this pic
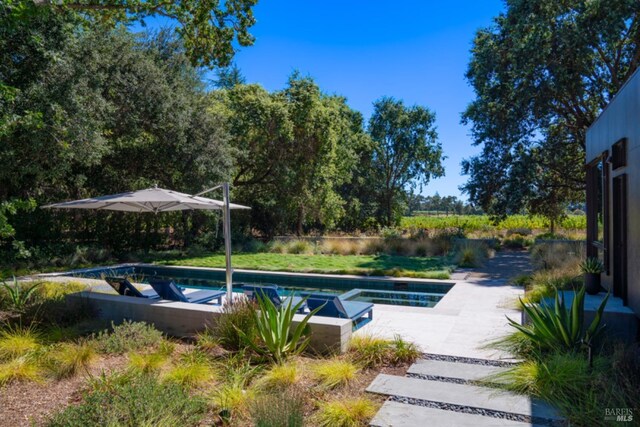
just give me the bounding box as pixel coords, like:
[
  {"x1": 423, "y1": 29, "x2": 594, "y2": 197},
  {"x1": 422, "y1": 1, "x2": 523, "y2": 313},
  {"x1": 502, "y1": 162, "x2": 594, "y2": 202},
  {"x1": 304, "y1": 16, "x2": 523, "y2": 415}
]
[{"x1": 586, "y1": 68, "x2": 640, "y2": 318}]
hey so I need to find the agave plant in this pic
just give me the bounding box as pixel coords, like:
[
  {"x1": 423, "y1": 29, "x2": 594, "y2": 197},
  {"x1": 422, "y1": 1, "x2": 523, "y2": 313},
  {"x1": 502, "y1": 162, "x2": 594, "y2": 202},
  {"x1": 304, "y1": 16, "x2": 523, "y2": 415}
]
[
  {"x1": 509, "y1": 286, "x2": 608, "y2": 357},
  {"x1": 237, "y1": 294, "x2": 322, "y2": 364},
  {"x1": 1, "y1": 277, "x2": 42, "y2": 312},
  {"x1": 580, "y1": 257, "x2": 604, "y2": 274}
]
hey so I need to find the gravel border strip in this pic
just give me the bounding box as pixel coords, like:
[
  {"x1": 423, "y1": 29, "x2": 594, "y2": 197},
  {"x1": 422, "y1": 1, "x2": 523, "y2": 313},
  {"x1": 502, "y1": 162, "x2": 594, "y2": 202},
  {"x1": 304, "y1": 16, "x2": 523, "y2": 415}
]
[
  {"x1": 389, "y1": 395, "x2": 564, "y2": 427},
  {"x1": 421, "y1": 352, "x2": 517, "y2": 367},
  {"x1": 406, "y1": 372, "x2": 468, "y2": 384}
]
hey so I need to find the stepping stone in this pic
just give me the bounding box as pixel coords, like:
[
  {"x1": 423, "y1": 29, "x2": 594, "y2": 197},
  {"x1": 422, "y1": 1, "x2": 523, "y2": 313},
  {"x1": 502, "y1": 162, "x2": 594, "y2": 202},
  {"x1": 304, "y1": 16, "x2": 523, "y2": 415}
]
[
  {"x1": 366, "y1": 374, "x2": 562, "y2": 421},
  {"x1": 407, "y1": 359, "x2": 508, "y2": 382},
  {"x1": 370, "y1": 401, "x2": 546, "y2": 427}
]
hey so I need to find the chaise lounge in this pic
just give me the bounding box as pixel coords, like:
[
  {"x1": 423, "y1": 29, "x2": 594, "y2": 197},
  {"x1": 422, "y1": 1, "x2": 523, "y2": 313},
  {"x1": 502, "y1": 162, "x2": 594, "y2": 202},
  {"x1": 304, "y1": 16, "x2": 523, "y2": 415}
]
[
  {"x1": 241, "y1": 284, "x2": 306, "y2": 312},
  {"x1": 148, "y1": 279, "x2": 225, "y2": 304},
  {"x1": 306, "y1": 293, "x2": 373, "y2": 329},
  {"x1": 105, "y1": 276, "x2": 160, "y2": 299}
]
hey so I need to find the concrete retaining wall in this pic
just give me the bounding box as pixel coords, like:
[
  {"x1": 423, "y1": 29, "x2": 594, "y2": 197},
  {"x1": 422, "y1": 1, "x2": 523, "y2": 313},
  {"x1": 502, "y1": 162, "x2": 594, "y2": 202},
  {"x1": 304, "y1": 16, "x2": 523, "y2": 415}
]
[{"x1": 68, "y1": 291, "x2": 353, "y2": 354}]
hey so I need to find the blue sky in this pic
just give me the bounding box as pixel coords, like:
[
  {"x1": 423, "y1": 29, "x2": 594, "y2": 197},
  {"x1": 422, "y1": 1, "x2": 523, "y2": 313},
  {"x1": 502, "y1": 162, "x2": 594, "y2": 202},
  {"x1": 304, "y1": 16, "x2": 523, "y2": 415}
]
[
  {"x1": 138, "y1": 1, "x2": 504, "y2": 199},
  {"x1": 227, "y1": 1, "x2": 505, "y2": 199}
]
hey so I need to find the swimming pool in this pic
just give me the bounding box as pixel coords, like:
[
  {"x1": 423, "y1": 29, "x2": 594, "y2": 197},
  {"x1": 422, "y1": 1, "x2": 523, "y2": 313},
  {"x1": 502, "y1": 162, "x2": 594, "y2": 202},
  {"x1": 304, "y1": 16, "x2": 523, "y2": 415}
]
[{"x1": 64, "y1": 264, "x2": 454, "y2": 308}]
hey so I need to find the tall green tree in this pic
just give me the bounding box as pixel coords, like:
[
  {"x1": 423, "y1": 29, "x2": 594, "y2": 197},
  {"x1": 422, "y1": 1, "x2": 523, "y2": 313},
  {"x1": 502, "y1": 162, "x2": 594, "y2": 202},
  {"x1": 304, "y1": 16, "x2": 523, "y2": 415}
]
[
  {"x1": 33, "y1": 0, "x2": 258, "y2": 68},
  {"x1": 1, "y1": 20, "x2": 234, "y2": 253},
  {"x1": 212, "y1": 74, "x2": 370, "y2": 236},
  {"x1": 369, "y1": 97, "x2": 444, "y2": 226},
  {"x1": 462, "y1": 0, "x2": 640, "y2": 224}
]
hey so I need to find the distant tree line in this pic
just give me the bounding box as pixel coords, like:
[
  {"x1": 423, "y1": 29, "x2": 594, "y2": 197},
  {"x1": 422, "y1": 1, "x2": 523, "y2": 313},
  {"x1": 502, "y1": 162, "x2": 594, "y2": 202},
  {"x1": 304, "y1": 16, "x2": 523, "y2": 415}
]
[
  {"x1": 406, "y1": 194, "x2": 482, "y2": 216},
  {"x1": 0, "y1": 2, "x2": 444, "y2": 260}
]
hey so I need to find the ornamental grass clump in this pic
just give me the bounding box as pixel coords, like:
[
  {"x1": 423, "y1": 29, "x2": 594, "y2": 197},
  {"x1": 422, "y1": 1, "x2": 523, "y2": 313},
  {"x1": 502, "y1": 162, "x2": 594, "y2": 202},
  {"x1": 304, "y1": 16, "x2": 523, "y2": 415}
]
[
  {"x1": 312, "y1": 359, "x2": 358, "y2": 389},
  {"x1": 453, "y1": 240, "x2": 489, "y2": 268},
  {"x1": 215, "y1": 296, "x2": 258, "y2": 351},
  {"x1": 164, "y1": 350, "x2": 216, "y2": 388},
  {"x1": 0, "y1": 325, "x2": 41, "y2": 360},
  {"x1": 0, "y1": 356, "x2": 43, "y2": 385},
  {"x1": 347, "y1": 335, "x2": 391, "y2": 368},
  {"x1": 348, "y1": 334, "x2": 420, "y2": 368},
  {"x1": 46, "y1": 341, "x2": 96, "y2": 379},
  {"x1": 250, "y1": 388, "x2": 305, "y2": 427},
  {"x1": 255, "y1": 361, "x2": 299, "y2": 390}
]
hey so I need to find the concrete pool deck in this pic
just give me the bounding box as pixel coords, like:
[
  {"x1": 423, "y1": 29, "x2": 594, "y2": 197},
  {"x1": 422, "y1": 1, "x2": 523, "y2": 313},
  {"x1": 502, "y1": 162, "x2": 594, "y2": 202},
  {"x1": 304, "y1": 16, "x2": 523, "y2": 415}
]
[{"x1": 356, "y1": 277, "x2": 523, "y2": 360}]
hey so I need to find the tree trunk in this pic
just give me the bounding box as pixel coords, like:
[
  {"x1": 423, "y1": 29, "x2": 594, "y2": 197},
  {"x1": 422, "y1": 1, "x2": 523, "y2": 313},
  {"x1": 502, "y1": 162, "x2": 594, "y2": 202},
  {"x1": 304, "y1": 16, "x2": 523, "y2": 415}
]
[{"x1": 296, "y1": 205, "x2": 304, "y2": 236}]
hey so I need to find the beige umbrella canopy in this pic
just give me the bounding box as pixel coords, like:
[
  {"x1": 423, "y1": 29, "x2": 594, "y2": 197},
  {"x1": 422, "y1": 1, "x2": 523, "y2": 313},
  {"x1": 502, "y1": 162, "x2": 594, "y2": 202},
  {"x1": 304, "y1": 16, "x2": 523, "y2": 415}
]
[
  {"x1": 42, "y1": 186, "x2": 249, "y2": 213},
  {"x1": 43, "y1": 184, "x2": 248, "y2": 302}
]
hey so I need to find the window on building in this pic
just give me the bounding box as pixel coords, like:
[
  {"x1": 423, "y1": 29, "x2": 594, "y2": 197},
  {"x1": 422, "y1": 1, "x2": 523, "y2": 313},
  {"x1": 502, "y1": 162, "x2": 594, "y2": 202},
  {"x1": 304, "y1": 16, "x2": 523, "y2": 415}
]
[{"x1": 612, "y1": 138, "x2": 627, "y2": 170}]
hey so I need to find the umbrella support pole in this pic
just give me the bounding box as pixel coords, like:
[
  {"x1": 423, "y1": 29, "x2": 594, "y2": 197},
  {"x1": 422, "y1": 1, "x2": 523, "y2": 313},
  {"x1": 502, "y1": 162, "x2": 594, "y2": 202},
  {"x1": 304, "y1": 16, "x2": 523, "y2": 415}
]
[{"x1": 222, "y1": 182, "x2": 233, "y2": 304}]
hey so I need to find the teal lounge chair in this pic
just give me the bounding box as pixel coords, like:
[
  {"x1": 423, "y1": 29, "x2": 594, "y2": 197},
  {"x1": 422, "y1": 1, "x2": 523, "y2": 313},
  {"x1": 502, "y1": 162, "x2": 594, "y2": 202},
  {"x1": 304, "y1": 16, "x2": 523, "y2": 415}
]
[
  {"x1": 306, "y1": 294, "x2": 373, "y2": 329},
  {"x1": 148, "y1": 279, "x2": 224, "y2": 304},
  {"x1": 241, "y1": 284, "x2": 306, "y2": 312},
  {"x1": 105, "y1": 277, "x2": 159, "y2": 299}
]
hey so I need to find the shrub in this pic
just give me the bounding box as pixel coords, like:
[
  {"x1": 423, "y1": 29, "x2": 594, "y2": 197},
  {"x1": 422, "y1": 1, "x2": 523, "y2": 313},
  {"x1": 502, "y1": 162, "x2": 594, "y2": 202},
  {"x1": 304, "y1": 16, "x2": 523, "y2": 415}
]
[
  {"x1": 315, "y1": 397, "x2": 377, "y2": 427},
  {"x1": 510, "y1": 288, "x2": 608, "y2": 356},
  {"x1": 256, "y1": 361, "x2": 299, "y2": 390},
  {"x1": 312, "y1": 359, "x2": 358, "y2": 389},
  {"x1": 215, "y1": 296, "x2": 258, "y2": 351},
  {"x1": 0, "y1": 356, "x2": 43, "y2": 385},
  {"x1": 93, "y1": 320, "x2": 164, "y2": 354},
  {"x1": 0, "y1": 325, "x2": 41, "y2": 360},
  {"x1": 506, "y1": 228, "x2": 532, "y2": 236},
  {"x1": 502, "y1": 234, "x2": 534, "y2": 249},
  {"x1": 46, "y1": 372, "x2": 208, "y2": 426},
  {"x1": 238, "y1": 294, "x2": 321, "y2": 364},
  {"x1": 46, "y1": 342, "x2": 96, "y2": 379},
  {"x1": 453, "y1": 240, "x2": 489, "y2": 267},
  {"x1": 250, "y1": 388, "x2": 305, "y2": 427}
]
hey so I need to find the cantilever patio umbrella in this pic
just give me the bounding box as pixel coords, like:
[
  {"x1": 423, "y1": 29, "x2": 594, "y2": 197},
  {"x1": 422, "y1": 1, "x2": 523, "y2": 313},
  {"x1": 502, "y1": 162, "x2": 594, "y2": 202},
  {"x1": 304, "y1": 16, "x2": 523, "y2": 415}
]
[{"x1": 43, "y1": 184, "x2": 249, "y2": 303}]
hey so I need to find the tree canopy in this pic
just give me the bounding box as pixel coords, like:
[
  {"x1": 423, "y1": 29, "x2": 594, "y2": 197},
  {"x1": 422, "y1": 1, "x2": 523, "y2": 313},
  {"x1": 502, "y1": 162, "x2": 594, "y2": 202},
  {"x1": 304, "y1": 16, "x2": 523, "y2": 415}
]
[
  {"x1": 30, "y1": 0, "x2": 258, "y2": 68},
  {"x1": 369, "y1": 98, "x2": 445, "y2": 226},
  {"x1": 0, "y1": 6, "x2": 444, "y2": 261},
  {"x1": 462, "y1": 0, "x2": 640, "y2": 223}
]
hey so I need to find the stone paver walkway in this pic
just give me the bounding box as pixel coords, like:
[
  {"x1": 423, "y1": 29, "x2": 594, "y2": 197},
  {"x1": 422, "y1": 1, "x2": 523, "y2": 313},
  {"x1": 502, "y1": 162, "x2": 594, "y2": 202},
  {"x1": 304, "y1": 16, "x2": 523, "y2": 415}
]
[{"x1": 366, "y1": 250, "x2": 564, "y2": 426}]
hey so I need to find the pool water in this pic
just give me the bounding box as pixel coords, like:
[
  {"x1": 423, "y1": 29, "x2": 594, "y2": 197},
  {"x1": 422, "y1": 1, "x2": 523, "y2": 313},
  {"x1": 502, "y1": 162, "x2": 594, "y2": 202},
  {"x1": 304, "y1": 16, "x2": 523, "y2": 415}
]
[{"x1": 66, "y1": 264, "x2": 453, "y2": 308}]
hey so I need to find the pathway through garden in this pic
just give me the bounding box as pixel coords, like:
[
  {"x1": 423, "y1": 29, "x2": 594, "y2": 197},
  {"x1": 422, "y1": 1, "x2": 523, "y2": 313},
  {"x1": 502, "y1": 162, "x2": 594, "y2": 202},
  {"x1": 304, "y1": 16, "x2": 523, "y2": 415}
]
[{"x1": 365, "y1": 250, "x2": 564, "y2": 426}]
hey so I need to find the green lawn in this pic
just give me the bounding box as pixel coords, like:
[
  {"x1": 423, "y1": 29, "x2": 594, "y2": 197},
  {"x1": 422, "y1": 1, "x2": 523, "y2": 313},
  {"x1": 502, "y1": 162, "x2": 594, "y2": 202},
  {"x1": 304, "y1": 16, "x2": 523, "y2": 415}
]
[{"x1": 159, "y1": 253, "x2": 453, "y2": 279}]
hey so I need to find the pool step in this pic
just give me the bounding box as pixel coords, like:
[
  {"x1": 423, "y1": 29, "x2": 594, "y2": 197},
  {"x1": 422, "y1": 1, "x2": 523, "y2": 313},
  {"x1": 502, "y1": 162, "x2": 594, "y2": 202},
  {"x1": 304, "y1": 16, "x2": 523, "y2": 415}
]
[
  {"x1": 366, "y1": 374, "x2": 562, "y2": 422},
  {"x1": 370, "y1": 401, "x2": 547, "y2": 427},
  {"x1": 407, "y1": 359, "x2": 508, "y2": 382}
]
